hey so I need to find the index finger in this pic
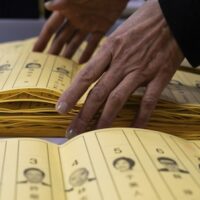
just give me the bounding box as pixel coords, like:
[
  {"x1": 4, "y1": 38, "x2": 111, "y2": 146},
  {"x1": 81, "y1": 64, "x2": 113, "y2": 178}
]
[
  {"x1": 33, "y1": 12, "x2": 65, "y2": 52},
  {"x1": 56, "y1": 45, "x2": 112, "y2": 114}
]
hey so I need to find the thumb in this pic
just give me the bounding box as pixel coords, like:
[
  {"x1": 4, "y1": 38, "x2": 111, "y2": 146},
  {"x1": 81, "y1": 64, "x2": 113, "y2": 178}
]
[{"x1": 45, "y1": 0, "x2": 68, "y2": 11}]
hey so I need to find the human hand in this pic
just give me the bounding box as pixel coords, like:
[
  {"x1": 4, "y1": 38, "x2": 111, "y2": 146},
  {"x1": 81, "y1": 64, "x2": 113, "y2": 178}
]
[
  {"x1": 56, "y1": 0, "x2": 184, "y2": 138},
  {"x1": 33, "y1": 0, "x2": 128, "y2": 63}
]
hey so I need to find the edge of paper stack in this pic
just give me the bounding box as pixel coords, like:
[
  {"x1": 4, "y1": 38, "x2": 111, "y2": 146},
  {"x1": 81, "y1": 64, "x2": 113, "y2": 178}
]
[{"x1": 0, "y1": 38, "x2": 200, "y2": 139}]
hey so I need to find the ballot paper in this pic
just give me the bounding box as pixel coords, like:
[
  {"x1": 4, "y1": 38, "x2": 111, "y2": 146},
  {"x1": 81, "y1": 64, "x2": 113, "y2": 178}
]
[
  {"x1": 0, "y1": 128, "x2": 200, "y2": 200},
  {"x1": 0, "y1": 38, "x2": 200, "y2": 138}
]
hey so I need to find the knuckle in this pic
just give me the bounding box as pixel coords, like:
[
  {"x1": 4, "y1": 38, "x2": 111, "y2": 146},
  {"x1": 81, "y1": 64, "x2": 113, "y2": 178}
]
[
  {"x1": 108, "y1": 91, "x2": 124, "y2": 106},
  {"x1": 78, "y1": 68, "x2": 96, "y2": 83},
  {"x1": 139, "y1": 71, "x2": 149, "y2": 81},
  {"x1": 107, "y1": 36, "x2": 128, "y2": 60},
  {"x1": 142, "y1": 96, "x2": 157, "y2": 109},
  {"x1": 108, "y1": 36, "x2": 123, "y2": 45},
  {"x1": 96, "y1": 38, "x2": 114, "y2": 56},
  {"x1": 89, "y1": 87, "x2": 106, "y2": 103}
]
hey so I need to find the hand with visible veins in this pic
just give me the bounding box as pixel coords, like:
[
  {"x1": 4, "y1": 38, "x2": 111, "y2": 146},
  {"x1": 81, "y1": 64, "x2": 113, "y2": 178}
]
[
  {"x1": 33, "y1": 0, "x2": 128, "y2": 63},
  {"x1": 56, "y1": 0, "x2": 184, "y2": 138}
]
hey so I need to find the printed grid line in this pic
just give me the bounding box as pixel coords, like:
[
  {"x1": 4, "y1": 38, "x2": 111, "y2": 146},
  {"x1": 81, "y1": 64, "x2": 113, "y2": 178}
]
[
  {"x1": 95, "y1": 132, "x2": 121, "y2": 200},
  {"x1": 83, "y1": 136, "x2": 104, "y2": 200},
  {"x1": 123, "y1": 130, "x2": 161, "y2": 200},
  {"x1": 134, "y1": 131, "x2": 176, "y2": 200}
]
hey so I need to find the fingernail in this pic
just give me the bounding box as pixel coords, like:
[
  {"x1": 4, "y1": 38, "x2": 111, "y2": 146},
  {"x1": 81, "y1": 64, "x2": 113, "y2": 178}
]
[
  {"x1": 65, "y1": 129, "x2": 77, "y2": 139},
  {"x1": 56, "y1": 102, "x2": 68, "y2": 114}
]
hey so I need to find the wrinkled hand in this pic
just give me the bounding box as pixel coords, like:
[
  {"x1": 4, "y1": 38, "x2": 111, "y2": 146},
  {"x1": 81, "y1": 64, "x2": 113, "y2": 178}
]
[
  {"x1": 56, "y1": 0, "x2": 184, "y2": 138},
  {"x1": 33, "y1": 0, "x2": 128, "y2": 63}
]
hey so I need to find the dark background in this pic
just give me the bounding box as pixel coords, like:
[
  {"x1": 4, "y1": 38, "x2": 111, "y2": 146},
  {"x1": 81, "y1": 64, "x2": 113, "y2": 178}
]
[
  {"x1": 0, "y1": 0, "x2": 144, "y2": 19},
  {"x1": 0, "y1": 0, "x2": 51, "y2": 18}
]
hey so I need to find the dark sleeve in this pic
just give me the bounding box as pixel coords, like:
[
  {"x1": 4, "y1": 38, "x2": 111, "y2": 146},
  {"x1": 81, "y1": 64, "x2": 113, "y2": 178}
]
[
  {"x1": 158, "y1": 0, "x2": 200, "y2": 67},
  {"x1": 0, "y1": 0, "x2": 39, "y2": 19}
]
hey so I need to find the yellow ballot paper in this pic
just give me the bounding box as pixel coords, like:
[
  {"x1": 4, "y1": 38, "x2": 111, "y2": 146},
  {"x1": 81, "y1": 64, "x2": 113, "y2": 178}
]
[
  {"x1": 0, "y1": 38, "x2": 200, "y2": 138},
  {"x1": 0, "y1": 128, "x2": 200, "y2": 200}
]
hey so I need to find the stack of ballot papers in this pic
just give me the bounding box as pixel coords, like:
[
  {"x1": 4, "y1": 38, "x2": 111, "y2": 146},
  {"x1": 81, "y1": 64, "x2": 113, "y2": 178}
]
[{"x1": 0, "y1": 38, "x2": 200, "y2": 139}]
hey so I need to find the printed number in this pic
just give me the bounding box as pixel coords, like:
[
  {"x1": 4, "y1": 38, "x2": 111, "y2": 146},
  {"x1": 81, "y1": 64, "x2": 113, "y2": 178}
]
[
  {"x1": 72, "y1": 160, "x2": 79, "y2": 166},
  {"x1": 114, "y1": 147, "x2": 122, "y2": 154},
  {"x1": 156, "y1": 148, "x2": 164, "y2": 154},
  {"x1": 29, "y1": 158, "x2": 38, "y2": 164}
]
